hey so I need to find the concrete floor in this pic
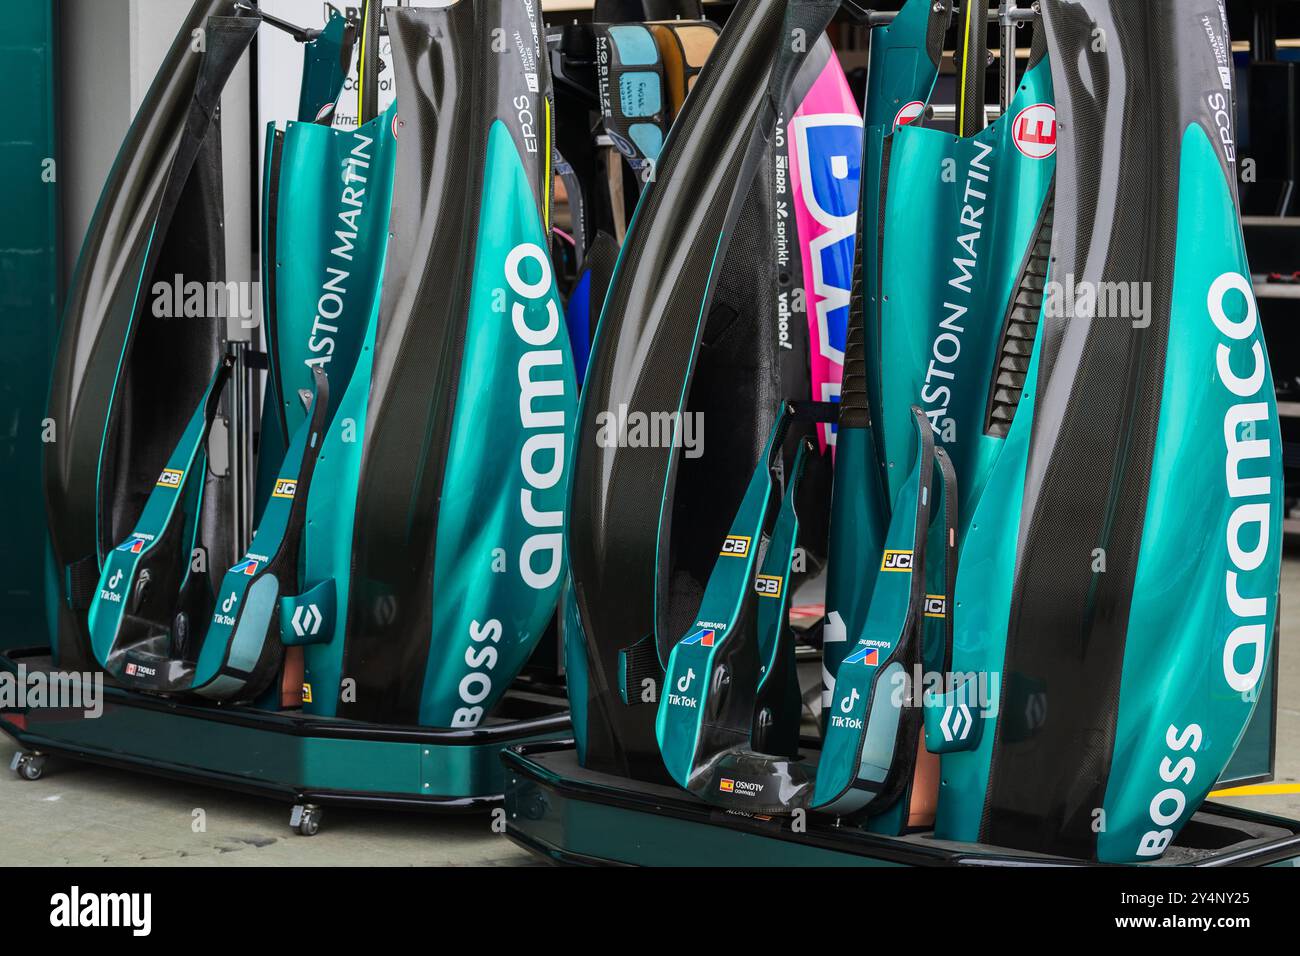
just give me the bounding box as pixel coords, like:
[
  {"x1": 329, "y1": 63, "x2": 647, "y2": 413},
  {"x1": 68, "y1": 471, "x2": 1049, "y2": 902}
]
[
  {"x1": 1, "y1": 561, "x2": 1298, "y2": 866},
  {"x1": 0, "y1": 768, "x2": 534, "y2": 865}
]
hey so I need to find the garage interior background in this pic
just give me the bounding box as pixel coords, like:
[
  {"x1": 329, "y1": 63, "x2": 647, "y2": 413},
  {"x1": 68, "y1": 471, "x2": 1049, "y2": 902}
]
[{"x1": 1, "y1": 0, "x2": 1299, "y2": 862}]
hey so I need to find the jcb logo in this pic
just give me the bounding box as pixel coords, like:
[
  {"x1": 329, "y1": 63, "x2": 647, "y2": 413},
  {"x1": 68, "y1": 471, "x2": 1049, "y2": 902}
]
[
  {"x1": 924, "y1": 594, "x2": 947, "y2": 618},
  {"x1": 881, "y1": 550, "x2": 913, "y2": 572},
  {"x1": 156, "y1": 468, "x2": 184, "y2": 488},
  {"x1": 272, "y1": 478, "x2": 297, "y2": 499},
  {"x1": 754, "y1": 574, "x2": 783, "y2": 599},
  {"x1": 720, "y1": 535, "x2": 751, "y2": 558}
]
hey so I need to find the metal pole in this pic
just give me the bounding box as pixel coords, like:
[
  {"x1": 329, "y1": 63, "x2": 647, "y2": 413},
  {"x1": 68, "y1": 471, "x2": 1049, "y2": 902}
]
[
  {"x1": 998, "y1": 1, "x2": 1018, "y2": 110},
  {"x1": 1253, "y1": 0, "x2": 1278, "y2": 63}
]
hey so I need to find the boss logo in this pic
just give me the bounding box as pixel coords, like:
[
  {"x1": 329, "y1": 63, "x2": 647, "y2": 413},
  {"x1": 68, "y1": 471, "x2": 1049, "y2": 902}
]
[
  {"x1": 754, "y1": 574, "x2": 783, "y2": 598},
  {"x1": 880, "y1": 550, "x2": 914, "y2": 572},
  {"x1": 272, "y1": 478, "x2": 298, "y2": 499},
  {"x1": 156, "y1": 468, "x2": 184, "y2": 488},
  {"x1": 720, "y1": 535, "x2": 752, "y2": 558},
  {"x1": 924, "y1": 594, "x2": 947, "y2": 618}
]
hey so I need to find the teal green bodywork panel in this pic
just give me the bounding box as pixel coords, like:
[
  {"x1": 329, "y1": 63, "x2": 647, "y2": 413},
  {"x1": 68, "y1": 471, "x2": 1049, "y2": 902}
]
[
  {"x1": 1, "y1": 692, "x2": 558, "y2": 801},
  {"x1": 503, "y1": 751, "x2": 907, "y2": 866},
  {"x1": 193, "y1": 378, "x2": 324, "y2": 691},
  {"x1": 271, "y1": 109, "x2": 395, "y2": 716},
  {"x1": 656, "y1": 417, "x2": 784, "y2": 787},
  {"x1": 1221, "y1": 646, "x2": 1275, "y2": 784},
  {"x1": 815, "y1": 419, "x2": 927, "y2": 815},
  {"x1": 860, "y1": 0, "x2": 944, "y2": 130},
  {"x1": 755, "y1": 445, "x2": 807, "y2": 689},
  {"x1": 298, "y1": 8, "x2": 351, "y2": 124},
  {"x1": 875, "y1": 60, "x2": 1054, "y2": 519},
  {"x1": 934, "y1": 338, "x2": 1041, "y2": 842},
  {"x1": 822, "y1": 0, "x2": 943, "y2": 712},
  {"x1": 1, "y1": 3, "x2": 58, "y2": 643},
  {"x1": 752, "y1": 445, "x2": 808, "y2": 758},
  {"x1": 419, "y1": 121, "x2": 577, "y2": 727},
  {"x1": 561, "y1": 587, "x2": 590, "y2": 763},
  {"x1": 301, "y1": 300, "x2": 379, "y2": 715},
  {"x1": 265, "y1": 108, "x2": 395, "y2": 440},
  {"x1": 88, "y1": 366, "x2": 225, "y2": 662},
  {"x1": 821, "y1": 425, "x2": 886, "y2": 711},
  {"x1": 532, "y1": 795, "x2": 903, "y2": 867},
  {"x1": 1097, "y1": 126, "x2": 1282, "y2": 862},
  {"x1": 253, "y1": 30, "x2": 364, "y2": 517}
]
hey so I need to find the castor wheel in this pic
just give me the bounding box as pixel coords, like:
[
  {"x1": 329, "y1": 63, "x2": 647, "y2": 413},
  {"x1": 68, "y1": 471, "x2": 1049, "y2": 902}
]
[
  {"x1": 290, "y1": 803, "x2": 322, "y2": 836},
  {"x1": 10, "y1": 752, "x2": 47, "y2": 781}
]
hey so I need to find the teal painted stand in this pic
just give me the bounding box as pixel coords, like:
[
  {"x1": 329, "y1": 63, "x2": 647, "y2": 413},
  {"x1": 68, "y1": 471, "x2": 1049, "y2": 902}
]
[
  {"x1": 0, "y1": 647, "x2": 568, "y2": 835},
  {"x1": 502, "y1": 742, "x2": 1300, "y2": 867}
]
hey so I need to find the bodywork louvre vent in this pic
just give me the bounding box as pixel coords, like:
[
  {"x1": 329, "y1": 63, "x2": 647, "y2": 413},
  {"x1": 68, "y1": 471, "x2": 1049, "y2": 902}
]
[{"x1": 984, "y1": 196, "x2": 1055, "y2": 438}]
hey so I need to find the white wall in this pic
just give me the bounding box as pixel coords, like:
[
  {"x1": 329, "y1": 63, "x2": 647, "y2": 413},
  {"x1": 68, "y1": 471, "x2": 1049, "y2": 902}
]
[
  {"x1": 59, "y1": 0, "x2": 254, "y2": 321},
  {"x1": 59, "y1": 0, "x2": 133, "y2": 281}
]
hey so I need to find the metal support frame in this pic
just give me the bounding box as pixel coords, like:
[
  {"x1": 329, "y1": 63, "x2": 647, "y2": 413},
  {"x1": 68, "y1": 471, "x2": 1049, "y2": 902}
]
[{"x1": 854, "y1": 2, "x2": 1038, "y2": 123}]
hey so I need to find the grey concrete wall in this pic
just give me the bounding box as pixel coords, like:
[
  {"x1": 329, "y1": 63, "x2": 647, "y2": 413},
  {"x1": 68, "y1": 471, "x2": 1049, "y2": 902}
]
[
  {"x1": 58, "y1": 0, "x2": 132, "y2": 281},
  {"x1": 58, "y1": 0, "x2": 254, "y2": 312}
]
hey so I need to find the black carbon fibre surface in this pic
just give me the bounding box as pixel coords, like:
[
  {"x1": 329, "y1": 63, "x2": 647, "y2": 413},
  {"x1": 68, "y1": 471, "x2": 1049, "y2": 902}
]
[
  {"x1": 43, "y1": 1, "x2": 247, "y2": 670},
  {"x1": 926, "y1": 0, "x2": 952, "y2": 69},
  {"x1": 339, "y1": 0, "x2": 551, "y2": 724},
  {"x1": 1027, "y1": 17, "x2": 1047, "y2": 70},
  {"x1": 840, "y1": 172, "x2": 870, "y2": 432},
  {"x1": 662, "y1": 156, "x2": 782, "y2": 652},
  {"x1": 358, "y1": 0, "x2": 381, "y2": 125},
  {"x1": 955, "y1": 0, "x2": 988, "y2": 136},
  {"x1": 981, "y1": 0, "x2": 1234, "y2": 857},
  {"x1": 565, "y1": 0, "x2": 797, "y2": 777},
  {"x1": 984, "y1": 192, "x2": 1053, "y2": 438},
  {"x1": 261, "y1": 128, "x2": 288, "y2": 443}
]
